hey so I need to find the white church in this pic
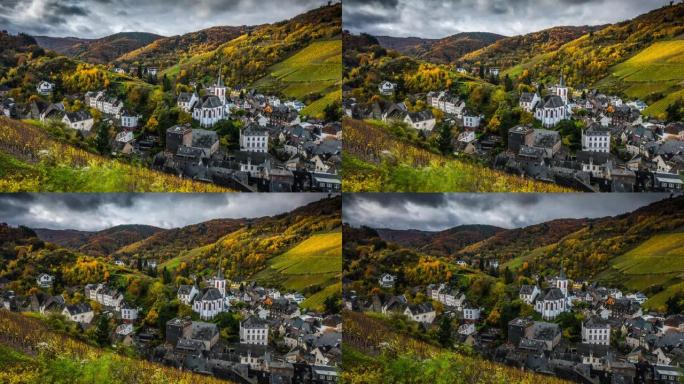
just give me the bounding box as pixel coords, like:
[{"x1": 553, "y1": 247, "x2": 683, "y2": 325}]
[
  {"x1": 179, "y1": 71, "x2": 232, "y2": 128},
  {"x1": 522, "y1": 73, "x2": 572, "y2": 128},
  {"x1": 521, "y1": 262, "x2": 572, "y2": 320},
  {"x1": 186, "y1": 258, "x2": 231, "y2": 320}
]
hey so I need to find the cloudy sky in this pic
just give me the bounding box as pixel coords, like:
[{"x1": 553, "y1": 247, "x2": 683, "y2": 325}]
[
  {"x1": 0, "y1": 193, "x2": 332, "y2": 231},
  {"x1": 0, "y1": 0, "x2": 331, "y2": 38},
  {"x1": 344, "y1": 0, "x2": 666, "y2": 38},
  {"x1": 343, "y1": 193, "x2": 671, "y2": 231}
]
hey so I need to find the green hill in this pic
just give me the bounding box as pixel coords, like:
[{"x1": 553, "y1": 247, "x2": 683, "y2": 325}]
[
  {"x1": 254, "y1": 232, "x2": 342, "y2": 310},
  {"x1": 597, "y1": 39, "x2": 684, "y2": 119},
  {"x1": 253, "y1": 39, "x2": 342, "y2": 118},
  {"x1": 504, "y1": 3, "x2": 684, "y2": 113}
]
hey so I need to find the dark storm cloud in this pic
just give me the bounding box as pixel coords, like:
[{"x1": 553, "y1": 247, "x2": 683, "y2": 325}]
[
  {"x1": 343, "y1": 193, "x2": 671, "y2": 231},
  {"x1": 343, "y1": 0, "x2": 664, "y2": 38},
  {"x1": 0, "y1": 193, "x2": 331, "y2": 231},
  {"x1": 2, "y1": 0, "x2": 332, "y2": 39}
]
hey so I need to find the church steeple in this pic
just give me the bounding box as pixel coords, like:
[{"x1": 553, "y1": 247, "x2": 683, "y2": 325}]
[{"x1": 214, "y1": 254, "x2": 226, "y2": 296}]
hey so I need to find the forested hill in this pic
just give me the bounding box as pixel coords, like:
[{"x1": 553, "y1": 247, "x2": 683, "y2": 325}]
[{"x1": 34, "y1": 32, "x2": 164, "y2": 64}]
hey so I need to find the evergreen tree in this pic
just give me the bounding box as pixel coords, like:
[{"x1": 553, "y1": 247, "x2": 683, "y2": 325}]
[
  {"x1": 162, "y1": 74, "x2": 171, "y2": 92},
  {"x1": 95, "y1": 314, "x2": 110, "y2": 347},
  {"x1": 95, "y1": 122, "x2": 110, "y2": 155},
  {"x1": 436, "y1": 123, "x2": 453, "y2": 155},
  {"x1": 162, "y1": 266, "x2": 171, "y2": 284},
  {"x1": 503, "y1": 74, "x2": 513, "y2": 92},
  {"x1": 437, "y1": 316, "x2": 452, "y2": 348},
  {"x1": 504, "y1": 266, "x2": 514, "y2": 284}
]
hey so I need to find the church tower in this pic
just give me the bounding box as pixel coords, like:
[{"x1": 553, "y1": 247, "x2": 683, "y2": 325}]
[
  {"x1": 556, "y1": 260, "x2": 568, "y2": 297},
  {"x1": 556, "y1": 72, "x2": 568, "y2": 104},
  {"x1": 214, "y1": 255, "x2": 226, "y2": 297},
  {"x1": 213, "y1": 69, "x2": 227, "y2": 104}
]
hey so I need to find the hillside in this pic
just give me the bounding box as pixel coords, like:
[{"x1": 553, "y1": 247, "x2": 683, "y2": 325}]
[
  {"x1": 376, "y1": 32, "x2": 506, "y2": 64},
  {"x1": 343, "y1": 118, "x2": 573, "y2": 192},
  {"x1": 254, "y1": 231, "x2": 342, "y2": 311},
  {"x1": 35, "y1": 32, "x2": 164, "y2": 64},
  {"x1": 115, "y1": 26, "x2": 246, "y2": 68},
  {"x1": 377, "y1": 225, "x2": 504, "y2": 256},
  {"x1": 35, "y1": 225, "x2": 165, "y2": 257},
  {"x1": 461, "y1": 25, "x2": 602, "y2": 68},
  {"x1": 457, "y1": 219, "x2": 589, "y2": 263},
  {"x1": 0, "y1": 310, "x2": 230, "y2": 384},
  {"x1": 597, "y1": 38, "x2": 684, "y2": 119},
  {"x1": 343, "y1": 311, "x2": 570, "y2": 384},
  {"x1": 0, "y1": 118, "x2": 232, "y2": 192},
  {"x1": 506, "y1": 3, "x2": 684, "y2": 97},
  {"x1": 0, "y1": 31, "x2": 43, "y2": 77},
  {"x1": 114, "y1": 219, "x2": 246, "y2": 262},
  {"x1": 253, "y1": 39, "x2": 342, "y2": 118},
  {"x1": 159, "y1": 4, "x2": 341, "y2": 88}
]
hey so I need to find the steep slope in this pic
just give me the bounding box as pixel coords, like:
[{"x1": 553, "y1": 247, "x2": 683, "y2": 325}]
[
  {"x1": 377, "y1": 225, "x2": 504, "y2": 256},
  {"x1": 159, "y1": 4, "x2": 341, "y2": 88},
  {"x1": 0, "y1": 118, "x2": 232, "y2": 192},
  {"x1": 343, "y1": 118, "x2": 573, "y2": 192},
  {"x1": 506, "y1": 3, "x2": 684, "y2": 87},
  {"x1": 461, "y1": 25, "x2": 602, "y2": 68},
  {"x1": 253, "y1": 39, "x2": 341, "y2": 118},
  {"x1": 376, "y1": 32, "x2": 505, "y2": 63},
  {"x1": 114, "y1": 219, "x2": 246, "y2": 262},
  {"x1": 597, "y1": 38, "x2": 684, "y2": 119},
  {"x1": 35, "y1": 32, "x2": 164, "y2": 64},
  {"x1": 115, "y1": 26, "x2": 246, "y2": 68},
  {"x1": 0, "y1": 32, "x2": 43, "y2": 76},
  {"x1": 35, "y1": 225, "x2": 165, "y2": 257},
  {"x1": 457, "y1": 218, "x2": 589, "y2": 263}
]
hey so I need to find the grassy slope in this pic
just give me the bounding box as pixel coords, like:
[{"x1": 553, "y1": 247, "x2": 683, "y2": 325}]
[
  {"x1": 0, "y1": 117, "x2": 231, "y2": 192},
  {"x1": 343, "y1": 311, "x2": 571, "y2": 384},
  {"x1": 253, "y1": 39, "x2": 342, "y2": 118},
  {"x1": 253, "y1": 232, "x2": 342, "y2": 311},
  {"x1": 600, "y1": 38, "x2": 684, "y2": 119},
  {"x1": 0, "y1": 310, "x2": 231, "y2": 384},
  {"x1": 343, "y1": 118, "x2": 573, "y2": 192}
]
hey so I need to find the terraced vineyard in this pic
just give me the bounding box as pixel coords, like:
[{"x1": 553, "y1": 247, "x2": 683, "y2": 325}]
[
  {"x1": 254, "y1": 232, "x2": 342, "y2": 311},
  {"x1": 600, "y1": 39, "x2": 684, "y2": 118},
  {"x1": 254, "y1": 39, "x2": 342, "y2": 118}
]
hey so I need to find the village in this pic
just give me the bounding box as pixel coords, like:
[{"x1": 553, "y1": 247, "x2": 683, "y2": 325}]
[
  {"x1": 344, "y1": 259, "x2": 684, "y2": 384},
  {"x1": 0, "y1": 67, "x2": 341, "y2": 192},
  {"x1": 344, "y1": 70, "x2": 683, "y2": 192},
  {"x1": 0, "y1": 257, "x2": 341, "y2": 383}
]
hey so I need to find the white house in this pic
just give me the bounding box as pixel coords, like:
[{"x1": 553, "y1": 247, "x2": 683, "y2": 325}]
[
  {"x1": 62, "y1": 111, "x2": 94, "y2": 132},
  {"x1": 85, "y1": 283, "x2": 124, "y2": 311},
  {"x1": 519, "y1": 285, "x2": 540, "y2": 305},
  {"x1": 177, "y1": 284, "x2": 199, "y2": 305},
  {"x1": 458, "y1": 131, "x2": 476, "y2": 143},
  {"x1": 404, "y1": 303, "x2": 436, "y2": 324},
  {"x1": 378, "y1": 81, "x2": 397, "y2": 95},
  {"x1": 240, "y1": 316, "x2": 269, "y2": 345},
  {"x1": 519, "y1": 92, "x2": 540, "y2": 112},
  {"x1": 240, "y1": 124, "x2": 269, "y2": 153},
  {"x1": 177, "y1": 92, "x2": 199, "y2": 112},
  {"x1": 36, "y1": 81, "x2": 54, "y2": 95},
  {"x1": 582, "y1": 317, "x2": 610, "y2": 346},
  {"x1": 62, "y1": 303, "x2": 93, "y2": 324},
  {"x1": 404, "y1": 110, "x2": 436, "y2": 131},
  {"x1": 121, "y1": 302, "x2": 139, "y2": 322},
  {"x1": 463, "y1": 304, "x2": 481, "y2": 321},
  {"x1": 462, "y1": 109, "x2": 481, "y2": 129},
  {"x1": 36, "y1": 273, "x2": 54, "y2": 287},
  {"x1": 582, "y1": 124, "x2": 611, "y2": 153},
  {"x1": 378, "y1": 273, "x2": 396, "y2": 288},
  {"x1": 120, "y1": 110, "x2": 140, "y2": 128}
]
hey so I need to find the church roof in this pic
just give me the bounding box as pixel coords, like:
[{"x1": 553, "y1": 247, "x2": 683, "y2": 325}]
[
  {"x1": 544, "y1": 288, "x2": 565, "y2": 301},
  {"x1": 202, "y1": 288, "x2": 223, "y2": 301},
  {"x1": 542, "y1": 95, "x2": 565, "y2": 109}
]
